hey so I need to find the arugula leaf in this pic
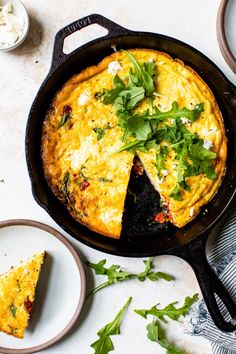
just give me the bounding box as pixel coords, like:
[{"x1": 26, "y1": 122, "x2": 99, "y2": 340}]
[
  {"x1": 146, "y1": 320, "x2": 187, "y2": 354},
  {"x1": 102, "y1": 75, "x2": 126, "y2": 104},
  {"x1": 148, "y1": 102, "x2": 204, "y2": 122},
  {"x1": 123, "y1": 50, "x2": 155, "y2": 97},
  {"x1": 85, "y1": 257, "x2": 173, "y2": 296},
  {"x1": 127, "y1": 115, "x2": 151, "y2": 140},
  {"x1": 91, "y1": 297, "x2": 132, "y2": 354},
  {"x1": 93, "y1": 127, "x2": 106, "y2": 141},
  {"x1": 134, "y1": 293, "x2": 199, "y2": 322},
  {"x1": 137, "y1": 258, "x2": 174, "y2": 282}
]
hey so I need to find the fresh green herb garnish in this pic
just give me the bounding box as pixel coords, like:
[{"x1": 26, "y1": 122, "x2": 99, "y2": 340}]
[
  {"x1": 61, "y1": 171, "x2": 70, "y2": 195},
  {"x1": 99, "y1": 177, "x2": 113, "y2": 182},
  {"x1": 58, "y1": 105, "x2": 72, "y2": 128},
  {"x1": 123, "y1": 50, "x2": 156, "y2": 98},
  {"x1": 9, "y1": 304, "x2": 17, "y2": 317},
  {"x1": 84, "y1": 257, "x2": 173, "y2": 296},
  {"x1": 79, "y1": 165, "x2": 90, "y2": 181},
  {"x1": 98, "y1": 50, "x2": 215, "y2": 200},
  {"x1": 93, "y1": 127, "x2": 106, "y2": 141},
  {"x1": 146, "y1": 320, "x2": 187, "y2": 354},
  {"x1": 135, "y1": 293, "x2": 199, "y2": 322},
  {"x1": 91, "y1": 297, "x2": 132, "y2": 354}
]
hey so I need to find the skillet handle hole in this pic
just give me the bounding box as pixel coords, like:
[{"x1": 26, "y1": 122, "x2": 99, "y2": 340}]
[{"x1": 63, "y1": 24, "x2": 108, "y2": 55}]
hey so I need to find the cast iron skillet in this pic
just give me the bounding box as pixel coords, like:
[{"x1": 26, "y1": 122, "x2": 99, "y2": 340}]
[{"x1": 26, "y1": 14, "x2": 236, "y2": 332}]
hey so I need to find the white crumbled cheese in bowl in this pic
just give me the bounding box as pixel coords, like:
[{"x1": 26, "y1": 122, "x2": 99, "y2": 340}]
[
  {"x1": 0, "y1": 2, "x2": 25, "y2": 48},
  {"x1": 78, "y1": 92, "x2": 90, "y2": 106},
  {"x1": 107, "y1": 61, "x2": 122, "y2": 75},
  {"x1": 203, "y1": 140, "x2": 213, "y2": 150}
]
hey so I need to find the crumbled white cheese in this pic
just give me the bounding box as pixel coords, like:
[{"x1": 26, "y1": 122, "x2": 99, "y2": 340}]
[
  {"x1": 107, "y1": 61, "x2": 122, "y2": 75},
  {"x1": 68, "y1": 136, "x2": 98, "y2": 170},
  {"x1": 180, "y1": 117, "x2": 192, "y2": 125},
  {"x1": 203, "y1": 140, "x2": 213, "y2": 150},
  {"x1": 78, "y1": 92, "x2": 90, "y2": 106},
  {"x1": 161, "y1": 169, "x2": 168, "y2": 177},
  {"x1": 0, "y1": 3, "x2": 24, "y2": 46},
  {"x1": 190, "y1": 207, "x2": 194, "y2": 217},
  {"x1": 148, "y1": 58, "x2": 154, "y2": 63}
]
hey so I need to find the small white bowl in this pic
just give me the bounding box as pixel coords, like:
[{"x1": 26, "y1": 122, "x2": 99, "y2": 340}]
[{"x1": 0, "y1": 0, "x2": 29, "y2": 52}]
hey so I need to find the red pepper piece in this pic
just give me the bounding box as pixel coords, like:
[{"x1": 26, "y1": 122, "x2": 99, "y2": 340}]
[{"x1": 80, "y1": 180, "x2": 90, "y2": 191}]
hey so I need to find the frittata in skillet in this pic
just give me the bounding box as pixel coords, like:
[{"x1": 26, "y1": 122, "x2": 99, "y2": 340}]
[
  {"x1": 41, "y1": 49, "x2": 227, "y2": 237},
  {"x1": 0, "y1": 252, "x2": 45, "y2": 338}
]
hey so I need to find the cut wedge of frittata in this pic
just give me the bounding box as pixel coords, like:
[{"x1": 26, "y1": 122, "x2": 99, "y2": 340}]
[{"x1": 0, "y1": 252, "x2": 45, "y2": 338}]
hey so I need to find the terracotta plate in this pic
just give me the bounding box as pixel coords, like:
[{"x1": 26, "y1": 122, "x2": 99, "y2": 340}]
[{"x1": 0, "y1": 219, "x2": 86, "y2": 354}]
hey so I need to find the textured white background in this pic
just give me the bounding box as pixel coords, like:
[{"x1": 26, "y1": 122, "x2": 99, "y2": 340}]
[{"x1": 0, "y1": 0, "x2": 236, "y2": 353}]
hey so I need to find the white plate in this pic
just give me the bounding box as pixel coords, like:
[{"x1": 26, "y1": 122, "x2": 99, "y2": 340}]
[{"x1": 0, "y1": 219, "x2": 86, "y2": 354}]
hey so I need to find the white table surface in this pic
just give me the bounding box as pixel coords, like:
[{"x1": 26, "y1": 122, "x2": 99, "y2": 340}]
[{"x1": 0, "y1": 0, "x2": 235, "y2": 353}]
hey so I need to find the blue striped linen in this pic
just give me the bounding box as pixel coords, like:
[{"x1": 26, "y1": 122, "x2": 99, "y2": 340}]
[{"x1": 188, "y1": 202, "x2": 236, "y2": 353}]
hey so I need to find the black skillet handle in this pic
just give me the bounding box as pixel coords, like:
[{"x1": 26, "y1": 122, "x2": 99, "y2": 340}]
[
  {"x1": 175, "y1": 235, "x2": 236, "y2": 332},
  {"x1": 51, "y1": 14, "x2": 132, "y2": 72}
]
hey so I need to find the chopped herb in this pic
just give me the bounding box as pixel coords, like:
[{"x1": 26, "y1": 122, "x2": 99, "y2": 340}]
[
  {"x1": 84, "y1": 257, "x2": 173, "y2": 296},
  {"x1": 134, "y1": 293, "x2": 199, "y2": 322},
  {"x1": 0, "y1": 179, "x2": 5, "y2": 183},
  {"x1": 9, "y1": 304, "x2": 17, "y2": 317},
  {"x1": 93, "y1": 127, "x2": 106, "y2": 140},
  {"x1": 99, "y1": 178, "x2": 113, "y2": 182},
  {"x1": 91, "y1": 297, "x2": 132, "y2": 354},
  {"x1": 61, "y1": 171, "x2": 70, "y2": 195},
  {"x1": 79, "y1": 165, "x2": 90, "y2": 181},
  {"x1": 58, "y1": 105, "x2": 72, "y2": 127},
  {"x1": 9, "y1": 325, "x2": 18, "y2": 334}
]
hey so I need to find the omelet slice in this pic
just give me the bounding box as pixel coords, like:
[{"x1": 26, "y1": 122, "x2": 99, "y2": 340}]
[{"x1": 0, "y1": 252, "x2": 45, "y2": 338}]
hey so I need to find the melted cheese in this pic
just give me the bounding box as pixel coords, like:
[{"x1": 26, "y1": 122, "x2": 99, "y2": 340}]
[{"x1": 0, "y1": 252, "x2": 45, "y2": 338}]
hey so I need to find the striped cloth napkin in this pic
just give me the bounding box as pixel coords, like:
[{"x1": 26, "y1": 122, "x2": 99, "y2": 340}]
[{"x1": 188, "y1": 200, "x2": 236, "y2": 354}]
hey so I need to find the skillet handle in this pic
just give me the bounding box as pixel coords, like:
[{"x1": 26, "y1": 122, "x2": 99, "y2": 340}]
[
  {"x1": 51, "y1": 14, "x2": 131, "y2": 72},
  {"x1": 176, "y1": 235, "x2": 236, "y2": 332}
]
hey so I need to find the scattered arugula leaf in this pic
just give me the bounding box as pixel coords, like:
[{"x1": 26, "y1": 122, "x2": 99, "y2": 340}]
[
  {"x1": 91, "y1": 297, "x2": 132, "y2": 354},
  {"x1": 84, "y1": 257, "x2": 173, "y2": 296},
  {"x1": 146, "y1": 320, "x2": 187, "y2": 354},
  {"x1": 137, "y1": 258, "x2": 173, "y2": 282},
  {"x1": 134, "y1": 293, "x2": 199, "y2": 322}
]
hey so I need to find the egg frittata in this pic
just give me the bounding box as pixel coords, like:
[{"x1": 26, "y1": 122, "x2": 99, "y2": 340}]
[
  {"x1": 0, "y1": 252, "x2": 45, "y2": 338},
  {"x1": 41, "y1": 49, "x2": 226, "y2": 237}
]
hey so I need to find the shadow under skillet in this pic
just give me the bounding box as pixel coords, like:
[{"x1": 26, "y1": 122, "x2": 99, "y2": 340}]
[{"x1": 27, "y1": 252, "x2": 53, "y2": 333}]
